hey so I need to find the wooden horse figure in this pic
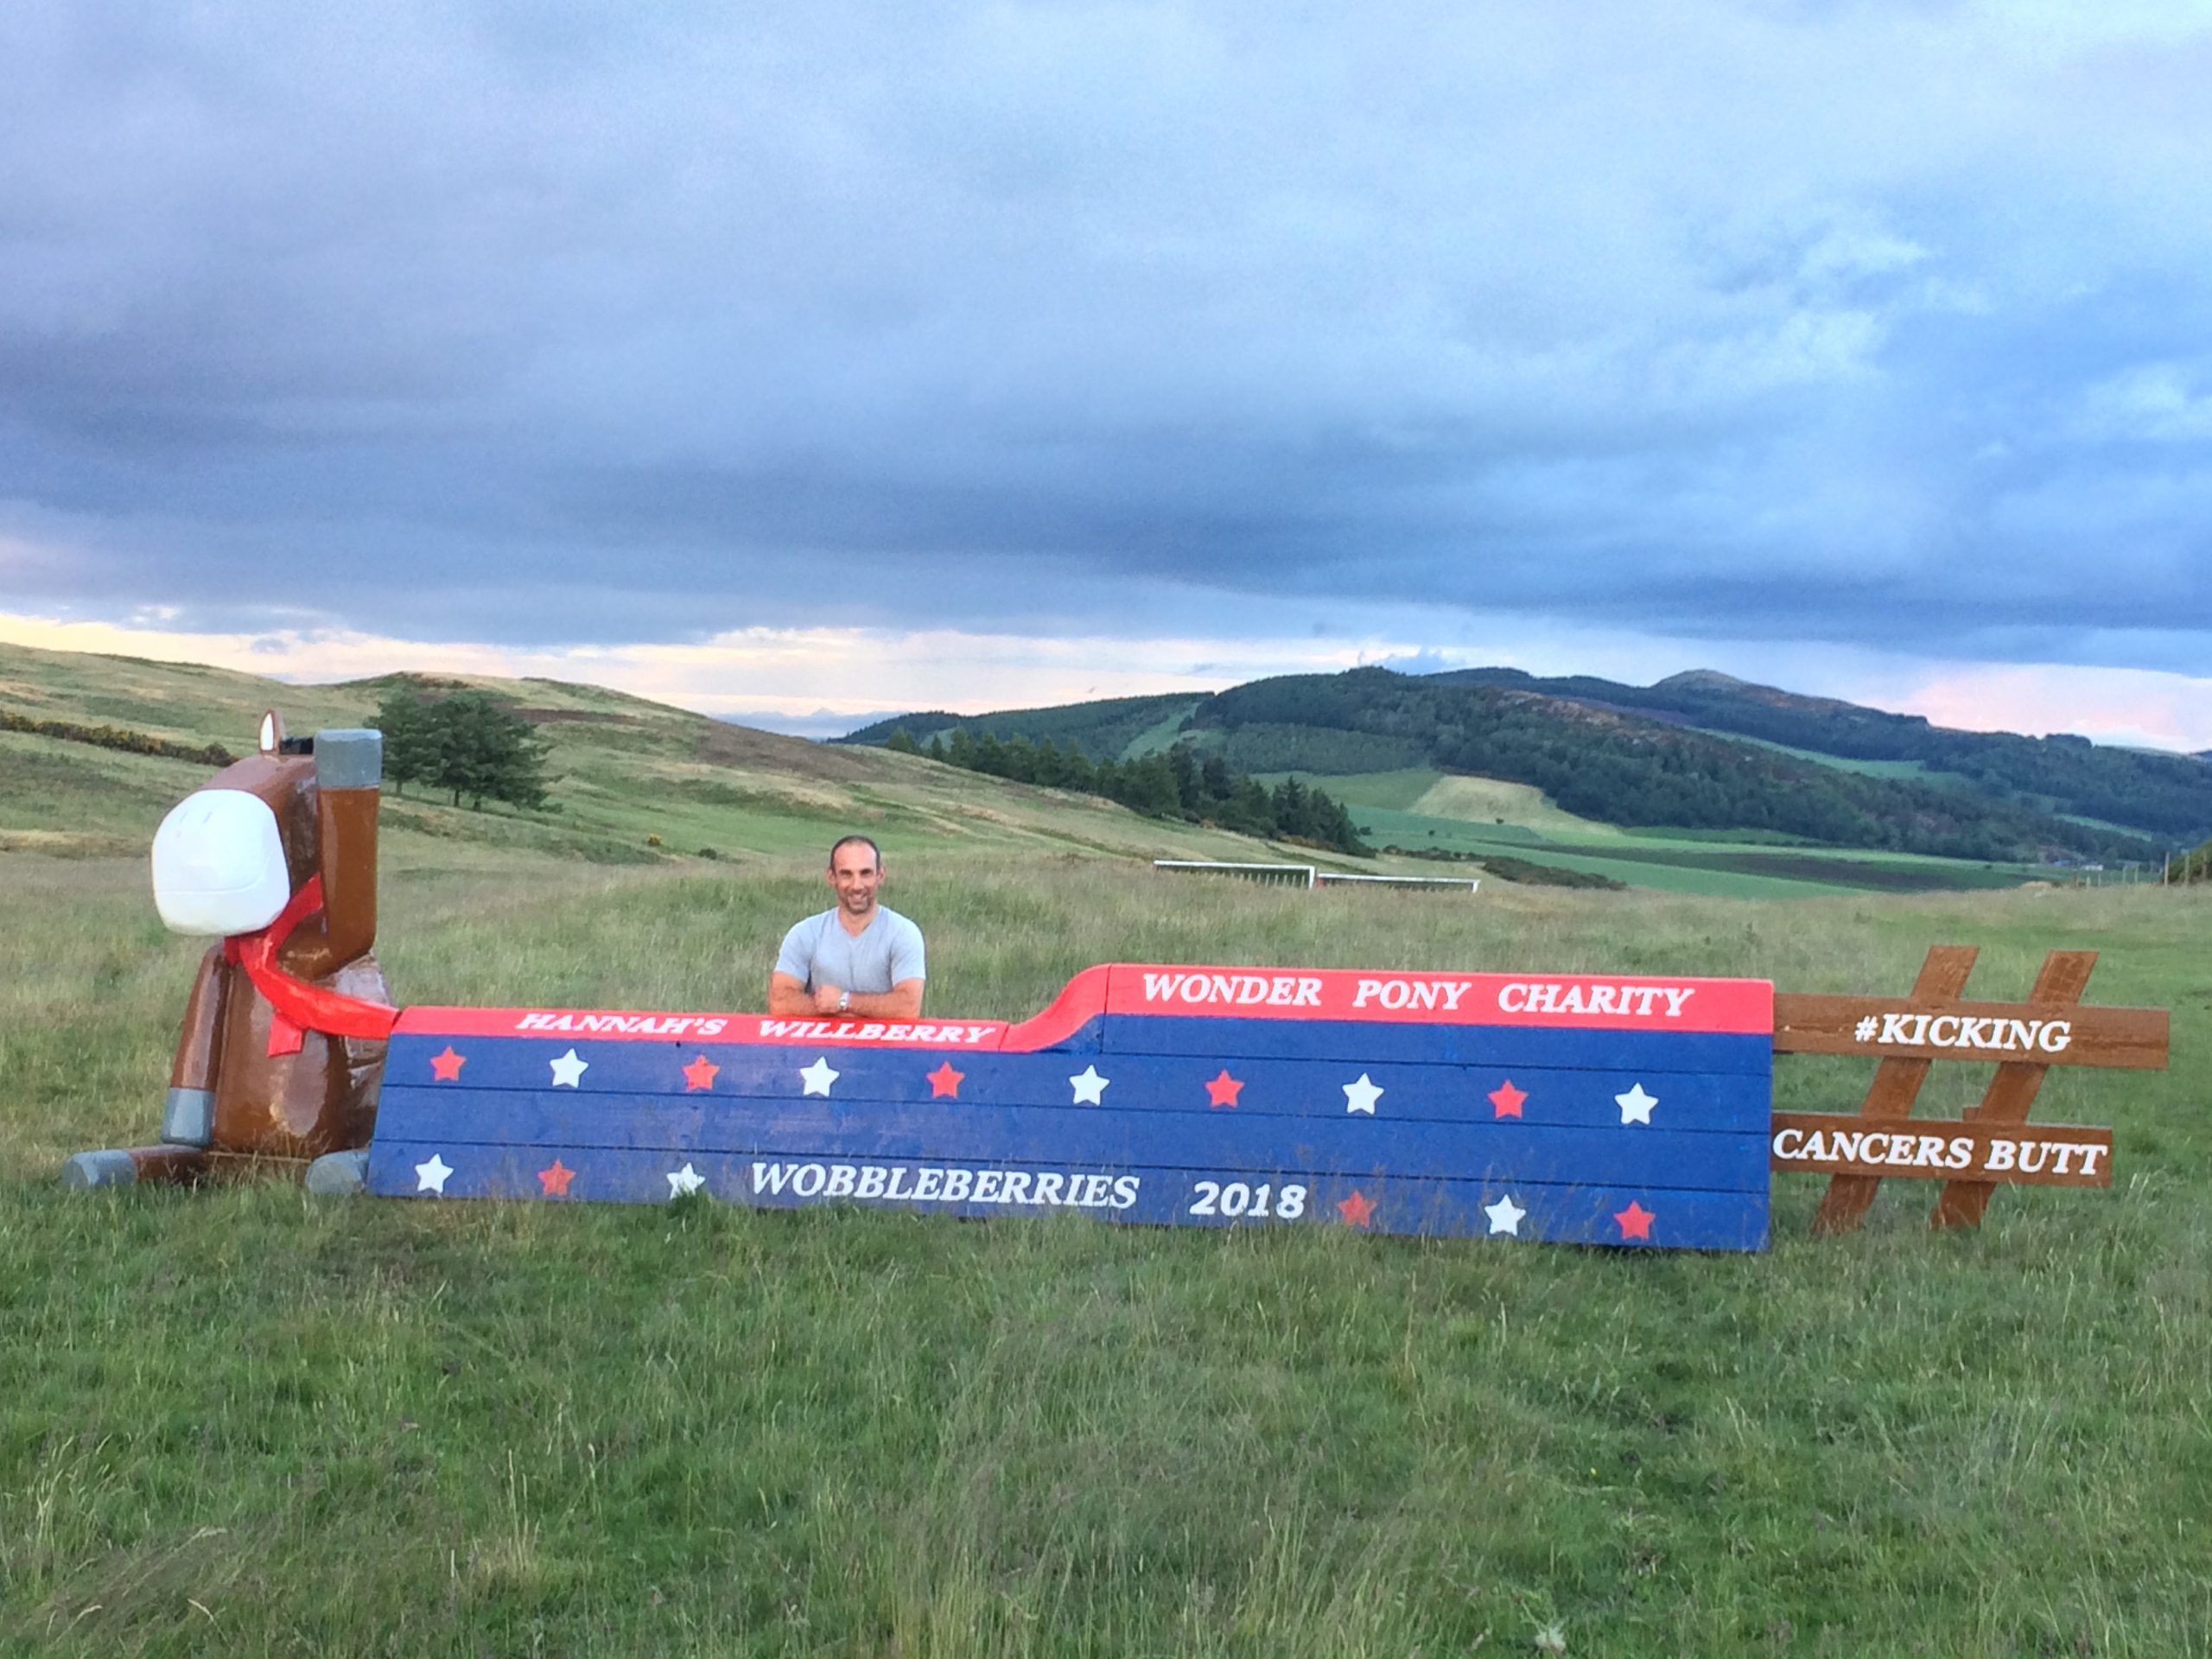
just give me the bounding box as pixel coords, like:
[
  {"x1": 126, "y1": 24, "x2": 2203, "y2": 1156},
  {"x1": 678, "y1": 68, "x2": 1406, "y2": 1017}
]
[{"x1": 64, "y1": 713, "x2": 397, "y2": 1188}]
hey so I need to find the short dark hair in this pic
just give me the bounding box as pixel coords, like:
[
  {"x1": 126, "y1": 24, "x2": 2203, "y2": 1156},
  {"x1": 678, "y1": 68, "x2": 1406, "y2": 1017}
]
[{"x1": 828, "y1": 834, "x2": 881, "y2": 871}]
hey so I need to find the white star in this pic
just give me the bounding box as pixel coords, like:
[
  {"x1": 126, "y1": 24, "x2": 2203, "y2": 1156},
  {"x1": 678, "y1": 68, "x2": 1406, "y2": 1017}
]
[
  {"x1": 1069, "y1": 1065, "x2": 1110, "y2": 1105},
  {"x1": 1616, "y1": 1083, "x2": 1658, "y2": 1126},
  {"x1": 1342, "y1": 1072, "x2": 1383, "y2": 1116},
  {"x1": 800, "y1": 1057, "x2": 840, "y2": 1096},
  {"x1": 415, "y1": 1154, "x2": 454, "y2": 1195},
  {"x1": 1484, "y1": 1193, "x2": 1526, "y2": 1236},
  {"x1": 548, "y1": 1048, "x2": 588, "y2": 1088},
  {"x1": 666, "y1": 1162, "x2": 707, "y2": 1198}
]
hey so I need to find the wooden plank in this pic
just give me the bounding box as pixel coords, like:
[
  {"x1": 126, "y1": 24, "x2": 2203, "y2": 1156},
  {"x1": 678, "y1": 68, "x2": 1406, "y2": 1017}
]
[
  {"x1": 364, "y1": 1139, "x2": 1770, "y2": 1249},
  {"x1": 1095, "y1": 1015, "x2": 1774, "y2": 1075},
  {"x1": 1103, "y1": 964, "x2": 1773, "y2": 1033},
  {"x1": 373, "y1": 1089, "x2": 1772, "y2": 1192},
  {"x1": 1773, "y1": 990, "x2": 2167, "y2": 1069},
  {"x1": 387, "y1": 1020, "x2": 1776, "y2": 1081},
  {"x1": 1770, "y1": 1113, "x2": 2113, "y2": 1187},
  {"x1": 1811, "y1": 944, "x2": 1977, "y2": 1236},
  {"x1": 382, "y1": 1037, "x2": 1772, "y2": 1129}
]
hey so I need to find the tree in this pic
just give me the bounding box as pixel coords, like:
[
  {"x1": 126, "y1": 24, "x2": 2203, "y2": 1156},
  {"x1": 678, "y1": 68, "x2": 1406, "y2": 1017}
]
[
  {"x1": 436, "y1": 691, "x2": 549, "y2": 810},
  {"x1": 379, "y1": 687, "x2": 550, "y2": 811},
  {"x1": 374, "y1": 686, "x2": 439, "y2": 798}
]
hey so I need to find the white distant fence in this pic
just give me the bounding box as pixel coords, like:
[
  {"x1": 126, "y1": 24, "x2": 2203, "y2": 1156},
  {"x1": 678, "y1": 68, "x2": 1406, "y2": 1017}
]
[
  {"x1": 1315, "y1": 871, "x2": 1478, "y2": 893},
  {"x1": 1152, "y1": 861, "x2": 1477, "y2": 894},
  {"x1": 1151, "y1": 860, "x2": 1317, "y2": 887}
]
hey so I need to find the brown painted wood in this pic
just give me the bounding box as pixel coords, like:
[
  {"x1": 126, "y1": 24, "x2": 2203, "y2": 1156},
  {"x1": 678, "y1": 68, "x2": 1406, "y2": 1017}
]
[
  {"x1": 1810, "y1": 944, "x2": 1978, "y2": 1236},
  {"x1": 1932, "y1": 951, "x2": 2097, "y2": 1229},
  {"x1": 1773, "y1": 991, "x2": 2167, "y2": 1069},
  {"x1": 167, "y1": 943, "x2": 230, "y2": 1091},
  {"x1": 1771, "y1": 1112, "x2": 2113, "y2": 1187}
]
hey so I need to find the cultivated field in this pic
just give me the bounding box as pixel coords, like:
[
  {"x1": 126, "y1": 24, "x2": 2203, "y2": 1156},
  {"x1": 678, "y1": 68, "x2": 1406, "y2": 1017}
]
[
  {"x1": 1281, "y1": 768, "x2": 2049, "y2": 899},
  {"x1": 3, "y1": 830, "x2": 2206, "y2": 1655}
]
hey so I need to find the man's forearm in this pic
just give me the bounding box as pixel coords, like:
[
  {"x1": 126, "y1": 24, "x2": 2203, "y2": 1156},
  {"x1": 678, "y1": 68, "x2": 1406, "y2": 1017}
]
[
  {"x1": 766, "y1": 975, "x2": 813, "y2": 1015},
  {"x1": 844, "y1": 983, "x2": 924, "y2": 1020}
]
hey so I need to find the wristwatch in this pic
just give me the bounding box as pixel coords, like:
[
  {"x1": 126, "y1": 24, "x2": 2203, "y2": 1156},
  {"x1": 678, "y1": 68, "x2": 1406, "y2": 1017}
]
[{"x1": 837, "y1": 991, "x2": 851, "y2": 1014}]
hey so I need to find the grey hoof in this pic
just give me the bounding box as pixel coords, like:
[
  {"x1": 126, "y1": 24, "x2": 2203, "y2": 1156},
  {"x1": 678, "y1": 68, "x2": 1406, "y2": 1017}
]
[
  {"x1": 162, "y1": 1086, "x2": 215, "y2": 1147},
  {"x1": 304, "y1": 1149, "x2": 371, "y2": 1196},
  {"x1": 62, "y1": 1150, "x2": 138, "y2": 1189}
]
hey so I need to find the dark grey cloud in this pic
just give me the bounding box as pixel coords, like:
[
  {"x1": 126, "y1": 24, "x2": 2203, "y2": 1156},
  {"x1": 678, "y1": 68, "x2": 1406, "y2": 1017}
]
[{"x1": 3, "y1": 2, "x2": 2209, "y2": 673}]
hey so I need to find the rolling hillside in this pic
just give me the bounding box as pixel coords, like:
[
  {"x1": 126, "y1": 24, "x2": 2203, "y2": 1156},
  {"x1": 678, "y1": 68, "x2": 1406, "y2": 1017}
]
[
  {"x1": 1427, "y1": 666, "x2": 2212, "y2": 841},
  {"x1": 6, "y1": 642, "x2": 2177, "y2": 899},
  {"x1": 0, "y1": 644, "x2": 1359, "y2": 875},
  {"x1": 842, "y1": 666, "x2": 2207, "y2": 864}
]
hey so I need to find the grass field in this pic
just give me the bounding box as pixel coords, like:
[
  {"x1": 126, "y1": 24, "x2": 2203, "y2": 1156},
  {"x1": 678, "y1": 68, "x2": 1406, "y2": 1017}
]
[
  {"x1": 1699, "y1": 734, "x2": 1964, "y2": 785},
  {"x1": 1288, "y1": 772, "x2": 2040, "y2": 899},
  {"x1": 3, "y1": 832, "x2": 2208, "y2": 1655}
]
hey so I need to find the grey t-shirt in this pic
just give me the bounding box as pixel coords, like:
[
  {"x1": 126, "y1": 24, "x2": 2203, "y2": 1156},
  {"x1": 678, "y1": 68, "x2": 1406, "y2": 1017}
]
[{"x1": 774, "y1": 906, "x2": 926, "y2": 995}]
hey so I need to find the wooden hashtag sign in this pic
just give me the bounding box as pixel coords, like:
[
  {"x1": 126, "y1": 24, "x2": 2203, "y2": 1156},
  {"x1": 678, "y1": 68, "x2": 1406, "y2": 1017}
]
[{"x1": 1767, "y1": 945, "x2": 2169, "y2": 1235}]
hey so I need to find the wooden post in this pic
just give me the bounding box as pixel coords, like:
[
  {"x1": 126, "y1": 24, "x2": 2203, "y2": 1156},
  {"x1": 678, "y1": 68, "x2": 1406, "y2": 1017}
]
[
  {"x1": 1809, "y1": 944, "x2": 1977, "y2": 1236},
  {"x1": 1929, "y1": 950, "x2": 2095, "y2": 1230}
]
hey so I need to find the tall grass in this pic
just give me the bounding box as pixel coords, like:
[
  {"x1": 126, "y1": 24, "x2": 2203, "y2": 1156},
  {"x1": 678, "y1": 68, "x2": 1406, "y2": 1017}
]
[{"x1": 2, "y1": 852, "x2": 2207, "y2": 1655}]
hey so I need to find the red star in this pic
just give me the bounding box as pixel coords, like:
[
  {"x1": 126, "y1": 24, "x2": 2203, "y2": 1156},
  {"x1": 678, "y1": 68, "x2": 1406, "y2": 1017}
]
[
  {"x1": 1205, "y1": 1069, "x2": 1244, "y2": 1109},
  {"x1": 1337, "y1": 1189, "x2": 1377, "y2": 1228},
  {"x1": 927, "y1": 1061, "x2": 965, "y2": 1098},
  {"x1": 1613, "y1": 1201, "x2": 1656, "y2": 1242},
  {"x1": 429, "y1": 1046, "x2": 466, "y2": 1082},
  {"x1": 537, "y1": 1160, "x2": 575, "y2": 1198},
  {"x1": 682, "y1": 1054, "x2": 720, "y2": 1091},
  {"x1": 1488, "y1": 1079, "x2": 1527, "y2": 1118}
]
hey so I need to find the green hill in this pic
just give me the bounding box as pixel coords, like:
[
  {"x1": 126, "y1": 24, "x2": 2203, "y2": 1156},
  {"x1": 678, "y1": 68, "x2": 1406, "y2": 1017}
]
[
  {"x1": 1427, "y1": 666, "x2": 2212, "y2": 842},
  {"x1": 0, "y1": 644, "x2": 1360, "y2": 874},
  {"x1": 841, "y1": 667, "x2": 2182, "y2": 867},
  {"x1": 840, "y1": 693, "x2": 1203, "y2": 760}
]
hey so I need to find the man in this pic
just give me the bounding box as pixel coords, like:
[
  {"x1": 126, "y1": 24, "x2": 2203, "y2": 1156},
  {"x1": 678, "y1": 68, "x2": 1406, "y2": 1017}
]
[{"x1": 768, "y1": 835, "x2": 925, "y2": 1019}]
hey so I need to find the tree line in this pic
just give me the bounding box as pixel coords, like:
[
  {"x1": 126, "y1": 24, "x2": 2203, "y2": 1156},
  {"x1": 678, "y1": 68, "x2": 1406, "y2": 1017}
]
[
  {"x1": 1, "y1": 709, "x2": 236, "y2": 767},
  {"x1": 2173, "y1": 840, "x2": 2212, "y2": 884},
  {"x1": 374, "y1": 687, "x2": 550, "y2": 810},
  {"x1": 886, "y1": 727, "x2": 1370, "y2": 855}
]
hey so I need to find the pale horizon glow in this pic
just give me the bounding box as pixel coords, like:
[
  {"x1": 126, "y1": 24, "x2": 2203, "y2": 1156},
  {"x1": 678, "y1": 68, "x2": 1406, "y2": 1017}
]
[{"x1": 3, "y1": 609, "x2": 2205, "y2": 753}]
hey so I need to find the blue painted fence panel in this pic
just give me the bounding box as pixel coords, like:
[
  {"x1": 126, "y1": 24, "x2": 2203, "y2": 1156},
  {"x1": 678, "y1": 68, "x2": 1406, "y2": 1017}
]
[
  {"x1": 369, "y1": 990, "x2": 1774, "y2": 1251},
  {"x1": 1096, "y1": 1015, "x2": 1773, "y2": 1075},
  {"x1": 375, "y1": 1089, "x2": 1767, "y2": 1191},
  {"x1": 378, "y1": 1046, "x2": 1768, "y2": 1131},
  {"x1": 367, "y1": 1140, "x2": 1766, "y2": 1249}
]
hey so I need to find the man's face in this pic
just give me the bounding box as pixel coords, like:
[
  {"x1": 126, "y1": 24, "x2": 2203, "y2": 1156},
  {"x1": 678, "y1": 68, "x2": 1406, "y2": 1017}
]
[{"x1": 828, "y1": 844, "x2": 883, "y2": 915}]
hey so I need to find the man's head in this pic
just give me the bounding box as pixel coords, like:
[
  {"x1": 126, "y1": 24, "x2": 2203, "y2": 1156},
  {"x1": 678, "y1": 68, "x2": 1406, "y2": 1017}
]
[{"x1": 826, "y1": 834, "x2": 884, "y2": 918}]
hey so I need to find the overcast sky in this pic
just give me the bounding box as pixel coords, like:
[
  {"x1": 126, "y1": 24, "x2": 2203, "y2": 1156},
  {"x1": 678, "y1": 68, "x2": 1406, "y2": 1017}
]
[{"x1": 3, "y1": 2, "x2": 2209, "y2": 746}]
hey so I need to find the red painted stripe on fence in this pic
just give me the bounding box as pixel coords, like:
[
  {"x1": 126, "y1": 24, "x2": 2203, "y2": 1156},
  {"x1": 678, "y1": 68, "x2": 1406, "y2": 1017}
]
[{"x1": 1100, "y1": 965, "x2": 1773, "y2": 1033}]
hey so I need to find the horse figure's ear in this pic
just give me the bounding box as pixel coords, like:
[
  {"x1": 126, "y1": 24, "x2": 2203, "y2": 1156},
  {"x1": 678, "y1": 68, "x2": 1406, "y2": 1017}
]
[{"x1": 258, "y1": 710, "x2": 286, "y2": 755}]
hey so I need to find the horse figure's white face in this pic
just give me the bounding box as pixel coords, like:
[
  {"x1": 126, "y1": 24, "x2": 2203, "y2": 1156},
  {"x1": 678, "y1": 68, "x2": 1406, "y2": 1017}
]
[{"x1": 151, "y1": 789, "x2": 292, "y2": 937}]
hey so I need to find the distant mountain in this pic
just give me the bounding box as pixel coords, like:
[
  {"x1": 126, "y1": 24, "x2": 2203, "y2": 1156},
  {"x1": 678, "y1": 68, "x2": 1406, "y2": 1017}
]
[
  {"x1": 840, "y1": 693, "x2": 1203, "y2": 759},
  {"x1": 840, "y1": 666, "x2": 2209, "y2": 861}
]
